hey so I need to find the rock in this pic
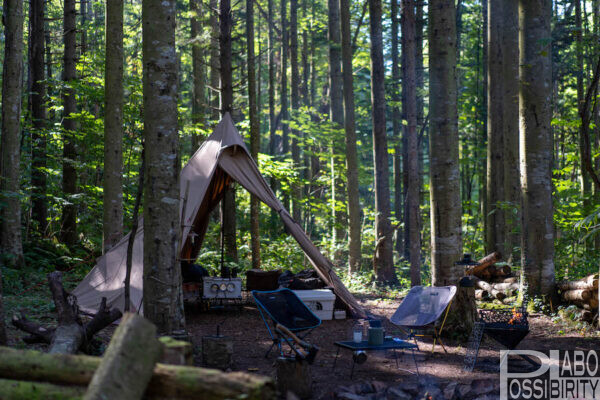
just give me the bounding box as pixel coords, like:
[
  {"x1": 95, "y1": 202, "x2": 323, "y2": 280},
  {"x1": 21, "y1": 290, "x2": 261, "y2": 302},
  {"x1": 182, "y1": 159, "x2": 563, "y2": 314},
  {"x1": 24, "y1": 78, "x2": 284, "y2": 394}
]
[
  {"x1": 457, "y1": 384, "x2": 471, "y2": 398},
  {"x1": 387, "y1": 387, "x2": 412, "y2": 400},
  {"x1": 354, "y1": 383, "x2": 375, "y2": 395},
  {"x1": 471, "y1": 379, "x2": 495, "y2": 395},
  {"x1": 371, "y1": 381, "x2": 388, "y2": 393},
  {"x1": 336, "y1": 393, "x2": 366, "y2": 400},
  {"x1": 399, "y1": 381, "x2": 420, "y2": 394},
  {"x1": 443, "y1": 382, "x2": 458, "y2": 400}
]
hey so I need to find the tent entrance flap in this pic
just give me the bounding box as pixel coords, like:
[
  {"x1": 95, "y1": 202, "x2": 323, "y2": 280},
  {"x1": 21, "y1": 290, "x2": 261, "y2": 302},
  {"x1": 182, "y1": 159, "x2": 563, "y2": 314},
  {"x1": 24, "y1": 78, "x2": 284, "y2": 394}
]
[{"x1": 73, "y1": 113, "x2": 366, "y2": 319}]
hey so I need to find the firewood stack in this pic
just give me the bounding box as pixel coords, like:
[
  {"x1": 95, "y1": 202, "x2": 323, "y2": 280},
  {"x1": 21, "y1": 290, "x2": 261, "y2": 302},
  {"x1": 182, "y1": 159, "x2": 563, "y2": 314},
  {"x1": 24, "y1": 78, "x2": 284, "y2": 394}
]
[
  {"x1": 557, "y1": 274, "x2": 599, "y2": 314},
  {"x1": 464, "y1": 252, "x2": 520, "y2": 303}
]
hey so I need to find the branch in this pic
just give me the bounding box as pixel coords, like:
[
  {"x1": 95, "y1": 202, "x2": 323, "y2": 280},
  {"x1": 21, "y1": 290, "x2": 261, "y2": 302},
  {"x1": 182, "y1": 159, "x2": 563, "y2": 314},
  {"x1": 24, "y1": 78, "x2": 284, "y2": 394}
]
[
  {"x1": 351, "y1": 0, "x2": 368, "y2": 54},
  {"x1": 254, "y1": 0, "x2": 281, "y2": 38},
  {"x1": 578, "y1": 54, "x2": 600, "y2": 189}
]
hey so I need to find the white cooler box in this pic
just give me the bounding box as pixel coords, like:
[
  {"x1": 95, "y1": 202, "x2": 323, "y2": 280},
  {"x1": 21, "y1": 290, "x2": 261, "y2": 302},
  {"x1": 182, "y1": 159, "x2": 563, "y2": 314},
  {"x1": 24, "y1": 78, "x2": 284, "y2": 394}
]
[{"x1": 293, "y1": 289, "x2": 336, "y2": 321}]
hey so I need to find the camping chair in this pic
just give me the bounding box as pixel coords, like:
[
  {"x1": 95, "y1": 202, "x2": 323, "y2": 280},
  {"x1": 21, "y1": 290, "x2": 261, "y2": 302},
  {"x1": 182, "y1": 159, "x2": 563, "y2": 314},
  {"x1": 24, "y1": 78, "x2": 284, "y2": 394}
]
[
  {"x1": 390, "y1": 285, "x2": 457, "y2": 354},
  {"x1": 252, "y1": 289, "x2": 321, "y2": 359}
]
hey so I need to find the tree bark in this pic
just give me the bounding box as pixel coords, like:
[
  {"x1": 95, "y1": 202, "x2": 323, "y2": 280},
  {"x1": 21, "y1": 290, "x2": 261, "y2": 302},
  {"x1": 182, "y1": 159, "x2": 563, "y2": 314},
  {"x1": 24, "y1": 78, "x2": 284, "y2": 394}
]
[
  {"x1": 503, "y1": 0, "x2": 520, "y2": 263},
  {"x1": 30, "y1": 0, "x2": 48, "y2": 233},
  {"x1": 281, "y1": 0, "x2": 289, "y2": 155},
  {"x1": 369, "y1": 0, "x2": 397, "y2": 285},
  {"x1": 191, "y1": 0, "x2": 206, "y2": 152},
  {"x1": 142, "y1": 0, "x2": 186, "y2": 333},
  {"x1": 0, "y1": 269, "x2": 6, "y2": 345},
  {"x1": 0, "y1": 346, "x2": 276, "y2": 400},
  {"x1": 519, "y1": 0, "x2": 555, "y2": 298},
  {"x1": 340, "y1": 0, "x2": 361, "y2": 273},
  {"x1": 1, "y1": 0, "x2": 25, "y2": 267},
  {"x1": 290, "y1": 0, "x2": 302, "y2": 222},
  {"x1": 84, "y1": 313, "x2": 162, "y2": 400},
  {"x1": 391, "y1": 0, "x2": 403, "y2": 258},
  {"x1": 485, "y1": 0, "x2": 506, "y2": 257},
  {"x1": 103, "y1": 0, "x2": 124, "y2": 253},
  {"x1": 60, "y1": 0, "x2": 78, "y2": 246},
  {"x1": 220, "y1": 0, "x2": 238, "y2": 272},
  {"x1": 247, "y1": 0, "x2": 261, "y2": 269},
  {"x1": 429, "y1": 0, "x2": 473, "y2": 332},
  {"x1": 402, "y1": 0, "x2": 421, "y2": 286},
  {"x1": 210, "y1": 0, "x2": 220, "y2": 121}
]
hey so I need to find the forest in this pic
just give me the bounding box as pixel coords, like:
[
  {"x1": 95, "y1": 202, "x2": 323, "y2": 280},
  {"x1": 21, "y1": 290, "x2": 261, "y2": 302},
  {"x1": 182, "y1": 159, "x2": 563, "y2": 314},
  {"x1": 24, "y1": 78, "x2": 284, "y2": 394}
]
[{"x1": 0, "y1": 0, "x2": 599, "y2": 397}]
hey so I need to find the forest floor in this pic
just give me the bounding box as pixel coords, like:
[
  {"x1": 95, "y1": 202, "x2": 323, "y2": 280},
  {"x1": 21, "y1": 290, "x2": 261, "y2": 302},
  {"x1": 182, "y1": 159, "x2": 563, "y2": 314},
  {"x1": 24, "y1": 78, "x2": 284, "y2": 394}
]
[{"x1": 4, "y1": 289, "x2": 600, "y2": 399}]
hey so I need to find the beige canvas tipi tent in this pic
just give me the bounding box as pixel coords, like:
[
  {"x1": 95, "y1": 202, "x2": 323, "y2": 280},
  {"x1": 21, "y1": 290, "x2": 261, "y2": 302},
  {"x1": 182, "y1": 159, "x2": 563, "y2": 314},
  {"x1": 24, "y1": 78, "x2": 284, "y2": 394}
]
[{"x1": 73, "y1": 114, "x2": 366, "y2": 318}]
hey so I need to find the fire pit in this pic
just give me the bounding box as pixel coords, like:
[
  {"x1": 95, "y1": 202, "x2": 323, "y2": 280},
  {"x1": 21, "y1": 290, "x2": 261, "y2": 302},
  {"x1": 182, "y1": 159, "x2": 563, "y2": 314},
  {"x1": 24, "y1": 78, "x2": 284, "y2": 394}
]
[{"x1": 479, "y1": 307, "x2": 529, "y2": 349}]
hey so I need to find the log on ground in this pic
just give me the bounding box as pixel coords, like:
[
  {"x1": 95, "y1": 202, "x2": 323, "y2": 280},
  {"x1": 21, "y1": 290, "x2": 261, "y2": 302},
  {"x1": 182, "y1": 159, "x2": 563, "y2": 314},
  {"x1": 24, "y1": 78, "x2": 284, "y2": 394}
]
[
  {"x1": 561, "y1": 289, "x2": 592, "y2": 302},
  {"x1": 0, "y1": 346, "x2": 275, "y2": 400},
  {"x1": 0, "y1": 378, "x2": 85, "y2": 400}
]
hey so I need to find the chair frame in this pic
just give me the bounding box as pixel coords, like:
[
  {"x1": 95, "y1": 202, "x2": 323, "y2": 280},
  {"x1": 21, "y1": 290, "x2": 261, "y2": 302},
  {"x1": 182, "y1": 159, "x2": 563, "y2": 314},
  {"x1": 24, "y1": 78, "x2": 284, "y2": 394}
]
[{"x1": 252, "y1": 289, "x2": 321, "y2": 358}]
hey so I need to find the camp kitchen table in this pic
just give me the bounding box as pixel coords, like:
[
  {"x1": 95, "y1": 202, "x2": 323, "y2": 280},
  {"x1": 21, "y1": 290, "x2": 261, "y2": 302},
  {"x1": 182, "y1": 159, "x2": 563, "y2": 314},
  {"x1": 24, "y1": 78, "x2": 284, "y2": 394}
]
[{"x1": 333, "y1": 338, "x2": 419, "y2": 378}]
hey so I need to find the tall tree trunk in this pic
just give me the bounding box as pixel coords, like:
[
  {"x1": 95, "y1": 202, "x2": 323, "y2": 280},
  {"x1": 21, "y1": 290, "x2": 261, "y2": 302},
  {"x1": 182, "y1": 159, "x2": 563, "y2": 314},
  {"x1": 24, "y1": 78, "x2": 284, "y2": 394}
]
[
  {"x1": 247, "y1": 0, "x2": 261, "y2": 269},
  {"x1": 503, "y1": 0, "x2": 520, "y2": 262},
  {"x1": 268, "y1": 0, "x2": 276, "y2": 154},
  {"x1": 519, "y1": 0, "x2": 555, "y2": 298},
  {"x1": 0, "y1": 269, "x2": 6, "y2": 344},
  {"x1": 369, "y1": 0, "x2": 397, "y2": 285},
  {"x1": 485, "y1": 0, "x2": 506, "y2": 257},
  {"x1": 60, "y1": 0, "x2": 78, "y2": 246},
  {"x1": 142, "y1": 0, "x2": 186, "y2": 334},
  {"x1": 429, "y1": 0, "x2": 473, "y2": 332},
  {"x1": 191, "y1": 0, "x2": 206, "y2": 152},
  {"x1": 30, "y1": 0, "x2": 47, "y2": 234},
  {"x1": 391, "y1": 0, "x2": 403, "y2": 258},
  {"x1": 210, "y1": 0, "x2": 220, "y2": 122},
  {"x1": 290, "y1": 0, "x2": 302, "y2": 222},
  {"x1": 103, "y1": 0, "x2": 124, "y2": 253},
  {"x1": 328, "y1": 0, "x2": 345, "y2": 250},
  {"x1": 1, "y1": 0, "x2": 25, "y2": 267},
  {"x1": 481, "y1": 0, "x2": 488, "y2": 237},
  {"x1": 281, "y1": 0, "x2": 289, "y2": 156},
  {"x1": 340, "y1": 0, "x2": 361, "y2": 273},
  {"x1": 402, "y1": 0, "x2": 421, "y2": 286},
  {"x1": 219, "y1": 0, "x2": 238, "y2": 272}
]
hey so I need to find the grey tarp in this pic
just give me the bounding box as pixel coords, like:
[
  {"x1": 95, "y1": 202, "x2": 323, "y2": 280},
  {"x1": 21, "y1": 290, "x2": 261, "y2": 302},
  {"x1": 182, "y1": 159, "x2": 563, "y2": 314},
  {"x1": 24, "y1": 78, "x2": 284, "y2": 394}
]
[
  {"x1": 73, "y1": 113, "x2": 367, "y2": 318},
  {"x1": 390, "y1": 286, "x2": 457, "y2": 328}
]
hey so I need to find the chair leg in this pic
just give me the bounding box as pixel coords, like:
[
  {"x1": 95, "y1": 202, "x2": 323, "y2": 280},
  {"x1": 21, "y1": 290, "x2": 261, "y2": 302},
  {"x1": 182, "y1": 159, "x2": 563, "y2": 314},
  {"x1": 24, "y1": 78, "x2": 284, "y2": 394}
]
[
  {"x1": 431, "y1": 328, "x2": 438, "y2": 354},
  {"x1": 437, "y1": 334, "x2": 448, "y2": 354}
]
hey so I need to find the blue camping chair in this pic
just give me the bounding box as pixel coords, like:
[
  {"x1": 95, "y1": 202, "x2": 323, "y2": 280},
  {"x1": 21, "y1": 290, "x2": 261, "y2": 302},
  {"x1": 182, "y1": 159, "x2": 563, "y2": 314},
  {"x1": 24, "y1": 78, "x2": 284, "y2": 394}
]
[{"x1": 252, "y1": 288, "x2": 321, "y2": 359}]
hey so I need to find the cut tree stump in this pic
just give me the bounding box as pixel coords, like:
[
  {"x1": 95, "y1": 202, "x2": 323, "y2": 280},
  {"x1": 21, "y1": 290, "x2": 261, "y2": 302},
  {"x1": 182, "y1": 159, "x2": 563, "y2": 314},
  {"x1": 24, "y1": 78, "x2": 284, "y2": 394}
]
[
  {"x1": 11, "y1": 271, "x2": 122, "y2": 354},
  {"x1": 276, "y1": 356, "x2": 312, "y2": 399},
  {"x1": 84, "y1": 313, "x2": 162, "y2": 400},
  {"x1": 202, "y1": 335, "x2": 233, "y2": 370},
  {"x1": 0, "y1": 346, "x2": 276, "y2": 400},
  {"x1": 159, "y1": 336, "x2": 193, "y2": 366}
]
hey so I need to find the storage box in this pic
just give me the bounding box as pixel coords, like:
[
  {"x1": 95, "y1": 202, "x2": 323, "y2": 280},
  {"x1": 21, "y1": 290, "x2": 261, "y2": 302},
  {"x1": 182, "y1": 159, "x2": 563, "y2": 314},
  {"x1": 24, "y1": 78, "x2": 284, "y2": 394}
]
[
  {"x1": 202, "y1": 277, "x2": 242, "y2": 299},
  {"x1": 293, "y1": 289, "x2": 336, "y2": 320},
  {"x1": 246, "y1": 269, "x2": 281, "y2": 291}
]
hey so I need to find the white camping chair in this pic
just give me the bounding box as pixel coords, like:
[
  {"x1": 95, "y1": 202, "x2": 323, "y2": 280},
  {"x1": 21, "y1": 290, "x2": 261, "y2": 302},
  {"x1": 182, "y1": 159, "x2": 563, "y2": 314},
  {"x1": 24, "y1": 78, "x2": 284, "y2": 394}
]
[{"x1": 390, "y1": 285, "x2": 457, "y2": 353}]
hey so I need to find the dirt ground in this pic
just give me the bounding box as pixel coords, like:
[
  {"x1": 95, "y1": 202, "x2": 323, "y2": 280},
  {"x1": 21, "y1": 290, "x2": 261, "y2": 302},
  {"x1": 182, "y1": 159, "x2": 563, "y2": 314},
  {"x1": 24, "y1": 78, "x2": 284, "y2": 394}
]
[
  {"x1": 5, "y1": 292, "x2": 600, "y2": 399},
  {"x1": 183, "y1": 294, "x2": 600, "y2": 399}
]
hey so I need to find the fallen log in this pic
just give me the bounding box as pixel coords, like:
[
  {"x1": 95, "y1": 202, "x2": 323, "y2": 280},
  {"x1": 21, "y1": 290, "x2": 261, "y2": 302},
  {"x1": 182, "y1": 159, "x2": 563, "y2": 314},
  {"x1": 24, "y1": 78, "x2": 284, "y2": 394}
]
[
  {"x1": 12, "y1": 272, "x2": 122, "y2": 354},
  {"x1": 561, "y1": 289, "x2": 592, "y2": 302},
  {"x1": 0, "y1": 378, "x2": 85, "y2": 400},
  {"x1": 475, "y1": 290, "x2": 489, "y2": 300},
  {"x1": 501, "y1": 277, "x2": 519, "y2": 284},
  {"x1": 473, "y1": 278, "x2": 506, "y2": 300},
  {"x1": 0, "y1": 346, "x2": 275, "y2": 400},
  {"x1": 84, "y1": 313, "x2": 162, "y2": 400},
  {"x1": 492, "y1": 282, "x2": 519, "y2": 292},
  {"x1": 466, "y1": 252, "x2": 502, "y2": 278},
  {"x1": 558, "y1": 307, "x2": 595, "y2": 324},
  {"x1": 557, "y1": 274, "x2": 598, "y2": 291}
]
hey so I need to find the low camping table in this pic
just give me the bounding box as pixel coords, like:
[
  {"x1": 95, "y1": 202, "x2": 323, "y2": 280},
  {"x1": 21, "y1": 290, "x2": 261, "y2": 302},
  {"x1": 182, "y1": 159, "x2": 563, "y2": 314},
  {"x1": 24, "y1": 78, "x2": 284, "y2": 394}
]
[{"x1": 333, "y1": 338, "x2": 419, "y2": 378}]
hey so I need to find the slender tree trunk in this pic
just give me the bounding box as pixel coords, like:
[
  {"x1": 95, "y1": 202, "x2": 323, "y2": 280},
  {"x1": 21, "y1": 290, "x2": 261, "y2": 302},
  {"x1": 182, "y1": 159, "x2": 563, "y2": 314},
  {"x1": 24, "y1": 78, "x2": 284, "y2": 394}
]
[
  {"x1": 30, "y1": 0, "x2": 47, "y2": 234},
  {"x1": 391, "y1": 0, "x2": 403, "y2": 257},
  {"x1": 60, "y1": 0, "x2": 78, "y2": 246},
  {"x1": 328, "y1": 0, "x2": 345, "y2": 251},
  {"x1": 481, "y1": 0, "x2": 488, "y2": 240},
  {"x1": 402, "y1": 0, "x2": 421, "y2": 286},
  {"x1": 191, "y1": 0, "x2": 206, "y2": 152},
  {"x1": 268, "y1": 0, "x2": 276, "y2": 155},
  {"x1": 210, "y1": 0, "x2": 220, "y2": 122},
  {"x1": 369, "y1": 0, "x2": 397, "y2": 285},
  {"x1": 219, "y1": 0, "x2": 238, "y2": 271},
  {"x1": 503, "y1": 0, "x2": 520, "y2": 262},
  {"x1": 281, "y1": 0, "x2": 289, "y2": 155},
  {"x1": 416, "y1": 0, "x2": 424, "y2": 208},
  {"x1": 142, "y1": 0, "x2": 186, "y2": 334},
  {"x1": 0, "y1": 269, "x2": 6, "y2": 344},
  {"x1": 247, "y1": 0, "x2": 261, "y2": 269},
  {"x1": 485, "y1": 0, "x2": 506, "y2": 257},
  {"x1": 340, "y1": 0, "x2": 361, "y2": 273},
  {"x1": 429, "y1": 0, "x2": 474, "y2": 332},
  {"x1": 1, "y1": 0, "x2": 25, "y2": 267},
  {"x1": 519, "y1": 0, "x2": 555, "y2": 298},
  {"x1": 103, "y1": 0, "x2": 124, "y2": 253},
  {"x1": 290, "y1": 0, "x2": 302, "y2": 222}
]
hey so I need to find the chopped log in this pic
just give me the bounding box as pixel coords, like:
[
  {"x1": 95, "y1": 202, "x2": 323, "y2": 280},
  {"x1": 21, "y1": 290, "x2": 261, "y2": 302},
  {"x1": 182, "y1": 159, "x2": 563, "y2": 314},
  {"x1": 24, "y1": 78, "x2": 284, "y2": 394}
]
[
  {"x1": 84, "y1": 313, "x2": 162, "y2": 400},
  {"x1": 466, "y1": 252, "x2": 502, "y2": 277},
  {"x1": 276, "y1": 357, "x2": 311, "y2": 399},
  {"x1": 159, "y1": 336, "x2": 193, "y2": 366},
  {"x1": 12, "y1": 273, "x2": 122, "y2": 354},
  {"x1": 475, "y1": 290, "x2": 489, "y2": 300},
  {"x1": 558, "y1": 308, "x2": 594, "y2": 325},
  {"x1": 492, "y1": 265, "x2": 512, "y2": 278},
  {"x1": 0, "y1": 346, "x2": 275, "y2": 400},
  {"x1": 557, "y1": 274, "x2": 599, "y2": 291},
  {"x1": 492, "y1": 282, "x2": 519, "y2": 292},
  {"x1": 473, "y1": 278, "x2": 506, "y2": 300},
  {"x1": 502, "y1": 277, "x2": 519, "y2": 284},
  {"x1": 561, "y1": 289, "x2": 592, "y2": 302},
  {"x1": 0, "y1": 378, "x2": 85, "y2": 400}
]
